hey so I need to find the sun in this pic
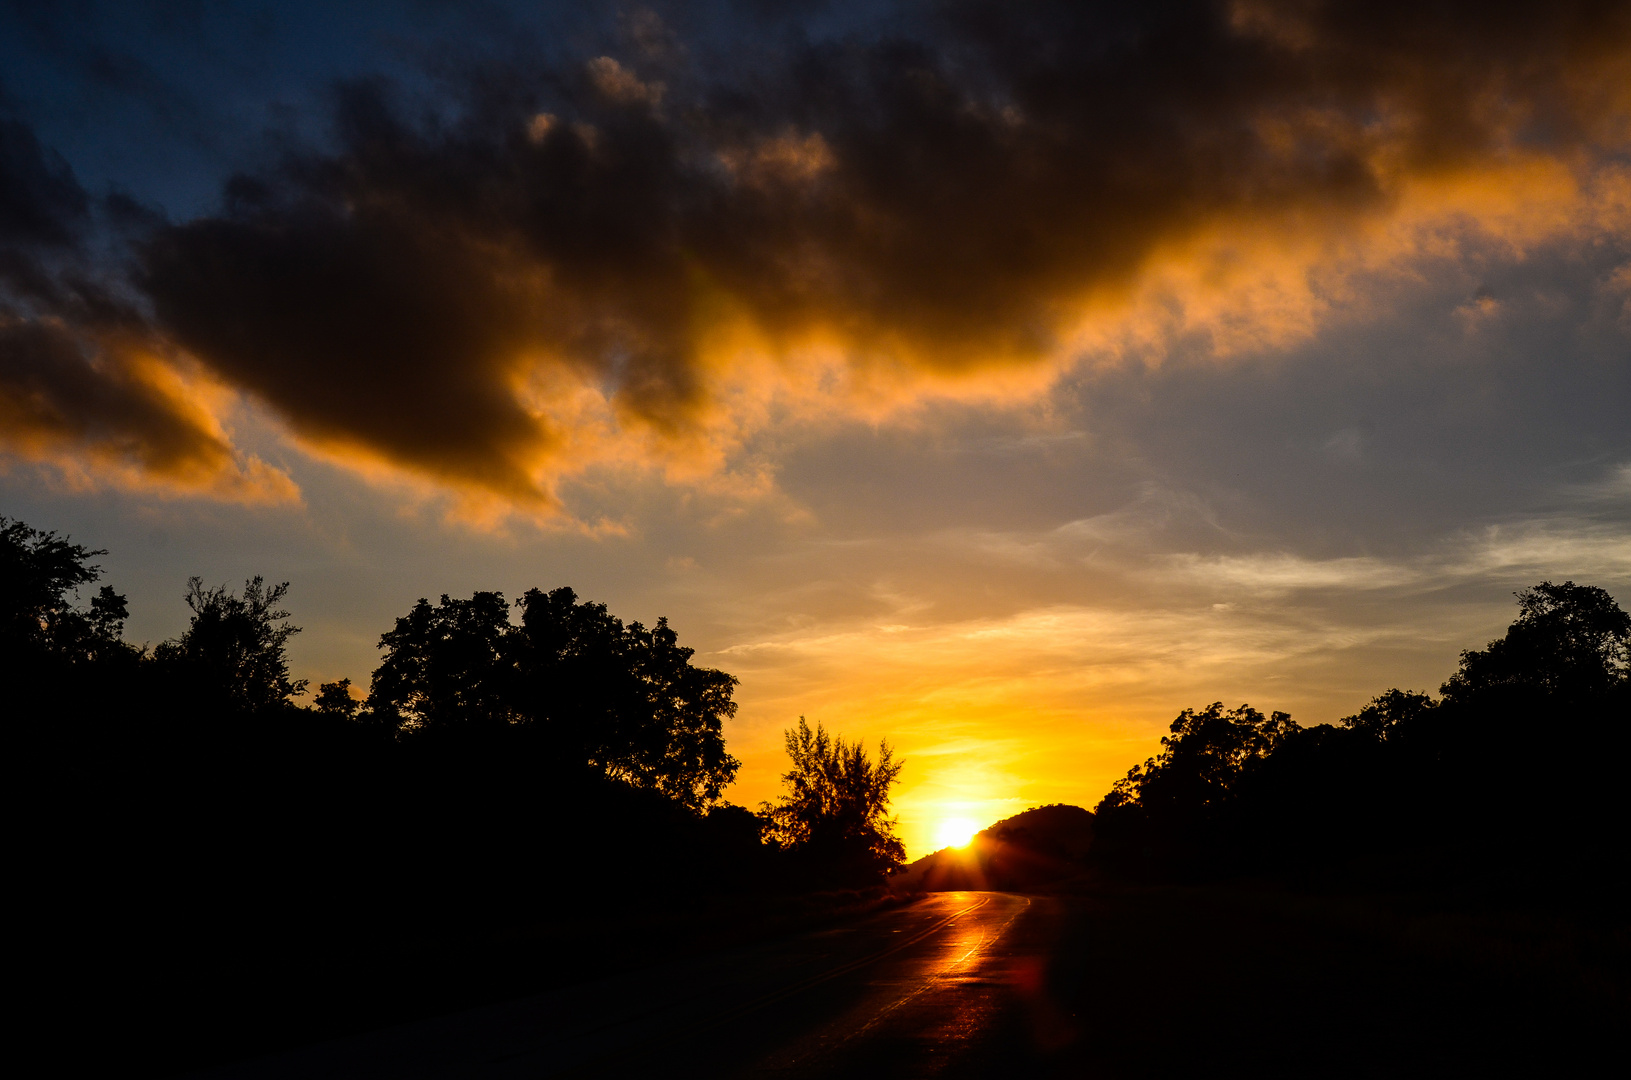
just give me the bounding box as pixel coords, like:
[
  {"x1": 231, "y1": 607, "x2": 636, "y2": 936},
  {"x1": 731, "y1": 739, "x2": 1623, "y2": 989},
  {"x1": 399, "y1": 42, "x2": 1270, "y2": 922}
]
[{"x1": 935, "y1": 817, "x2": 981, "y2": 849}]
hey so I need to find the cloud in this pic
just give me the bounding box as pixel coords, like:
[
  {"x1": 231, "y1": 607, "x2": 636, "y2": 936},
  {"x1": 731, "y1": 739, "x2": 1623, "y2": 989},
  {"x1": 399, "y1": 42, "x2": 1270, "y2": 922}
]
[
  {"x1": 0, "y1": 317, "x2": 297, "y2": 502},
  {"x1": 9, "y1": 1, "x2": 1631, "y2": 507},
  {"x1": 585, "y1": 56, "x2": 664, "y2": 107},
  {"x1": 1160, "y1": 551, "x2": 1419, "y2": 592},
  {"x1": 0, "y1": 118, "x2": 298, "y2": 502},
  {"x1": 938, "y1": 496, "x2": 1631, "y2": 599}
]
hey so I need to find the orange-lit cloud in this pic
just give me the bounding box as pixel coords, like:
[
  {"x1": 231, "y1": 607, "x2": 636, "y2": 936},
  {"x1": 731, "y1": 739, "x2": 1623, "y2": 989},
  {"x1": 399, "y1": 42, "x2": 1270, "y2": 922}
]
[
  {"x1": 0, "y1": 318, "x2": 298, "y2": 503},
  {"x1": 7, "y1": 2, "x2": 1631, "y2": 511},
  {"x1": 0, "y1": 119, "x2": 295, "y2": 503}
]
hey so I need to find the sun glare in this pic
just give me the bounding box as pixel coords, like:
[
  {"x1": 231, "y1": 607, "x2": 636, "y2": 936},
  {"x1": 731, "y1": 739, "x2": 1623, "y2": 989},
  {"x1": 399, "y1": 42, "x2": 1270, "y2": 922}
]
[{"x1": 936, "y1": 817, "x2": 980, "y2": 849}]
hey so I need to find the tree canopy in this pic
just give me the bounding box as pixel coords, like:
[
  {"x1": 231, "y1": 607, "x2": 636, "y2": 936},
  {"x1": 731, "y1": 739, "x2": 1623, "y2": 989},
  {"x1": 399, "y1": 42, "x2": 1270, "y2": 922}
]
[
  {"x1": 1442, "y1": 581, "x2": 1630, "y2": 702},
  {"x1": 1093, "y1": 581, "x2": 1631, "y2": 884},
  {"x1": 1337, "y1": 687, "x2": 1434, "y2": 741},
  {"x1": 364, "y1": 585, "x2": 741, "y2": 810},
  {"x1": 1097, "y1": 702, "x2": 1298, "y2": 820},
  {"x1": 8, "y1": 508, "x2": 1629, "y2": 1075},
  {"x1": 1, "y1": 512, "x2": 859, "y2": 1078},
  {"x1": 3, "y1": 513, "x2": 743, "y2": 813}
]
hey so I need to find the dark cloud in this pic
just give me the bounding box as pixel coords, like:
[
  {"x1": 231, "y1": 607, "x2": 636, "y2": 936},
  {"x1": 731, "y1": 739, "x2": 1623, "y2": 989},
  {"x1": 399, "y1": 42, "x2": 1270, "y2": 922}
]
[
  {"x1": 141, "y1": 194, "x2": 553, "y2": 499},
  {"x1": 16, "y1": 2, "x2": 1631, "y2": 501},
  {"x1": 0, "y1": 117, "x2": 290, "y2": 497}
]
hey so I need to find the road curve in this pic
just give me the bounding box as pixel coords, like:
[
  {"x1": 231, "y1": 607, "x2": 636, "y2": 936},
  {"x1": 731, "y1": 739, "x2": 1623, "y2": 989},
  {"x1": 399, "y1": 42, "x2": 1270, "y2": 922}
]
[{"x1": 199, "y1": 891, "x2": 1068, "y2": 1078}]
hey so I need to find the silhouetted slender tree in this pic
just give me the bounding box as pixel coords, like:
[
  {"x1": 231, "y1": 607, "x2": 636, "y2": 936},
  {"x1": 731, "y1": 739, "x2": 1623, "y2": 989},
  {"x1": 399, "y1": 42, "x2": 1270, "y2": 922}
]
[{"x1": 762, "y1": 716, "x2": 906, "y2": 884}]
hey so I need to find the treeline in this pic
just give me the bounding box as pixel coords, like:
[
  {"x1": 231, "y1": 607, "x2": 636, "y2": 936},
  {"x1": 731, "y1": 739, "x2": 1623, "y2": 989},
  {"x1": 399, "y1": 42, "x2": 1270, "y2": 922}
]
[
  {"x1": 3, "y1": 516, "x2": 911, "y2": 896},
  {"x1": 4, "y1": 516, "x2": 903, "y2": 1073},
  {"x1": 1091, "y1": 581, "x2": 1631, "y2": 900}
]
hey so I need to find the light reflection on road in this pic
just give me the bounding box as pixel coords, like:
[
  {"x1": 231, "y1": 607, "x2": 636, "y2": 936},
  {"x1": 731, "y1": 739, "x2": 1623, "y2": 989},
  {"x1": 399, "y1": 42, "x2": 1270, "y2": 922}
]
[
  {"x1": 738, "y1": 891, "x2": 1040, "y2": 1078},
  {"x1": 199, "y1": 891, "x2": 1056, "y2": 1079}
]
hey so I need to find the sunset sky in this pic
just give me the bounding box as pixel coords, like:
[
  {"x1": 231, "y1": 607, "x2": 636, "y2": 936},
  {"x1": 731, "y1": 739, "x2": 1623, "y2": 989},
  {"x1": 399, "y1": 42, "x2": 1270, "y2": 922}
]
[{"x1": 3, "y1": 0, "x2": 1628, "y2": 858}]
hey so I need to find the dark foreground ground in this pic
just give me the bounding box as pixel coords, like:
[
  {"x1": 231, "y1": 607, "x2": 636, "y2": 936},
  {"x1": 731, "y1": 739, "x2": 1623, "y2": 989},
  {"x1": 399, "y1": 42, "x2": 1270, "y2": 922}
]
[{"x1": 188, "y1": 885, "x2": 1628, "y2": 1078}]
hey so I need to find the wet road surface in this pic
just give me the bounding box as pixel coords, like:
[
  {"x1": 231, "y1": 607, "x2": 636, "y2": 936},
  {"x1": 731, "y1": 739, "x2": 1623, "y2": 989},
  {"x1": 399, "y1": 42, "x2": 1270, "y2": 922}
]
[{"x1": 200, "y1": 891, "x2": 1069, "y2": 1078}]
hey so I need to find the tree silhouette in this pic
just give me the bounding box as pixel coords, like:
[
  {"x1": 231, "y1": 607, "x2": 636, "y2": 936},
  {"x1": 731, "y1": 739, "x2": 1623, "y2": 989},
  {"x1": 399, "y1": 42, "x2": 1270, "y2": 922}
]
[
  {"x1": 1, "y1": 516, "x2": 129, "y2": 663},
  {"x1": 1091, "y1": 583, "x2": 1631, "y2": 883},
  {"x1": 1338, "y1": 688, "x2": 1434, "y2": 741},
  {"x1": 312, "y1": 677, "x2": 362, "y2": 720},
  {"x1": 1442, "y1": 581, "x2": 1631, "y2": 702},
  {"x1": 154, "y1": 576, "x2": 307, "y2": 713},
  {"x1": 1097, "y1": 702, "x2": 1298, "y2": 819},
  {"x1": 597, "y1": 610, "x2": 741, "y2": 808},
  {"x1": 762, "y1": 716, "x2": 906, "y2": 884},
  {"x1": 1092, "y1": 702, "x2": 1300, "y2": 872},
  {"x1": 367, "y1": 591, "x2": 516, "y2": 734},
  {"x1": 13, "y1": 504, "x2": 1629, "y2": 1074},
  {"x1": 2, "y1": 511, "x2": 889, "y2": 1077},
  {"x1": 365, "y1": 586, "x2": 741, "y2": 809}
]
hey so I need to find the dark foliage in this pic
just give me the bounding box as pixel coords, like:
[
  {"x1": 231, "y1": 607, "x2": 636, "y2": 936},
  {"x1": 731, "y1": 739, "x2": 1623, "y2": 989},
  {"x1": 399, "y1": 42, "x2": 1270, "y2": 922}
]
[
  {"x1": 1337, "y1": 687, "x2": 1433, "y2": 741},
  {"x1": 1092, "y1": 582, "x2": 1631, "y2": 897},
  {"x1": 1, "y1": 516, "x2": 128, "y2": 661},
  {"x1": 152, "y1": 575, "x2": 308, "y2": 713},
  {"x1": 762, "y1": 716, "x2": 907, "y2": 887},
  {"x1": 1095, "y1": 702, "x2": 1297, "y2": 866},
  {"x1": 364, "y1": 586, "x2": 740, "y2": 809},
  {"x1": 1442, "y1": 581, "x2": 1630, "y2": 702},
  {"x1": 312, "y1": 676, "x2": 362, "y2": 719},
  {"x1": 2, "y1": 515, "x2": 788, "y2": 1076},
  {"x1": 11, "y1": 514, "x2": 1626, "y2": 1071}
]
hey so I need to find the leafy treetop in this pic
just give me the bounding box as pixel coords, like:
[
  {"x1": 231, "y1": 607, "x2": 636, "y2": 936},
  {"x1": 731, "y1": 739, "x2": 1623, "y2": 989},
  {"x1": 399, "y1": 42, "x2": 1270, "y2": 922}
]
[
  {"x1": 154, "y1": 576, "x2": 308, "y2": 713},
  {"x1": 365, "y1": 585, "x2": 740, "y2": 811},
  {"x1": 1, "y1": 516, "x2": 129, "y2": 663},
  {"x1": 761, "y1": 716, "x2": 906, "y2": 881},
  {"x1": 1442, "y1": 581, "x2": 1630, "y2": 701}
]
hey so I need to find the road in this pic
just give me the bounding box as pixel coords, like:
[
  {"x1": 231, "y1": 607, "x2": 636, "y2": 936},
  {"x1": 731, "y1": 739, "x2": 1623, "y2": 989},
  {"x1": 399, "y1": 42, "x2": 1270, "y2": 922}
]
[{"x1": 200, "y1": 891, "x2": 1070, "y2": 1078}]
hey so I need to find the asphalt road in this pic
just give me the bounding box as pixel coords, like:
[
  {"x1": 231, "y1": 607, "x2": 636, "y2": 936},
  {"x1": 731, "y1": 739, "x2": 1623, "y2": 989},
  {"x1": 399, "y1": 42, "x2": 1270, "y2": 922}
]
[
  {"x1": 199, "y1": 891, "x2": 1066, "y2": 1079},
  {"x1": 186, "y1": 884, "x2": 1630, "y2": 1078}
]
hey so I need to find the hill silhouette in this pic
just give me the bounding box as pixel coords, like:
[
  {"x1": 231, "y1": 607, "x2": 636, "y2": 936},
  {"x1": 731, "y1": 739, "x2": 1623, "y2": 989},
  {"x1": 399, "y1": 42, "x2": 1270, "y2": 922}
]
[{"x1": 893, "y1": 804, "x2": 1094, "y2": 893}]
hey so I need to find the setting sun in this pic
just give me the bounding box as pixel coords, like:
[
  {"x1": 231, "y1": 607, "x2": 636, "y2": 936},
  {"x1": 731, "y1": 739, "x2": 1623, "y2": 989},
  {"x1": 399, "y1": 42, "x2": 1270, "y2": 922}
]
[{"x1": 935, "y1": 818, "x2": 981, "y2": 849}]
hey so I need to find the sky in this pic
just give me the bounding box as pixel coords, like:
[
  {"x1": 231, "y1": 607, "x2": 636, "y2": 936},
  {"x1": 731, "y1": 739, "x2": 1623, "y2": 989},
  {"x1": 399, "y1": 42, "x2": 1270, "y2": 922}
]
[{"x1": 3, "y1": 0, "x2": 1629, "y2": 858}]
